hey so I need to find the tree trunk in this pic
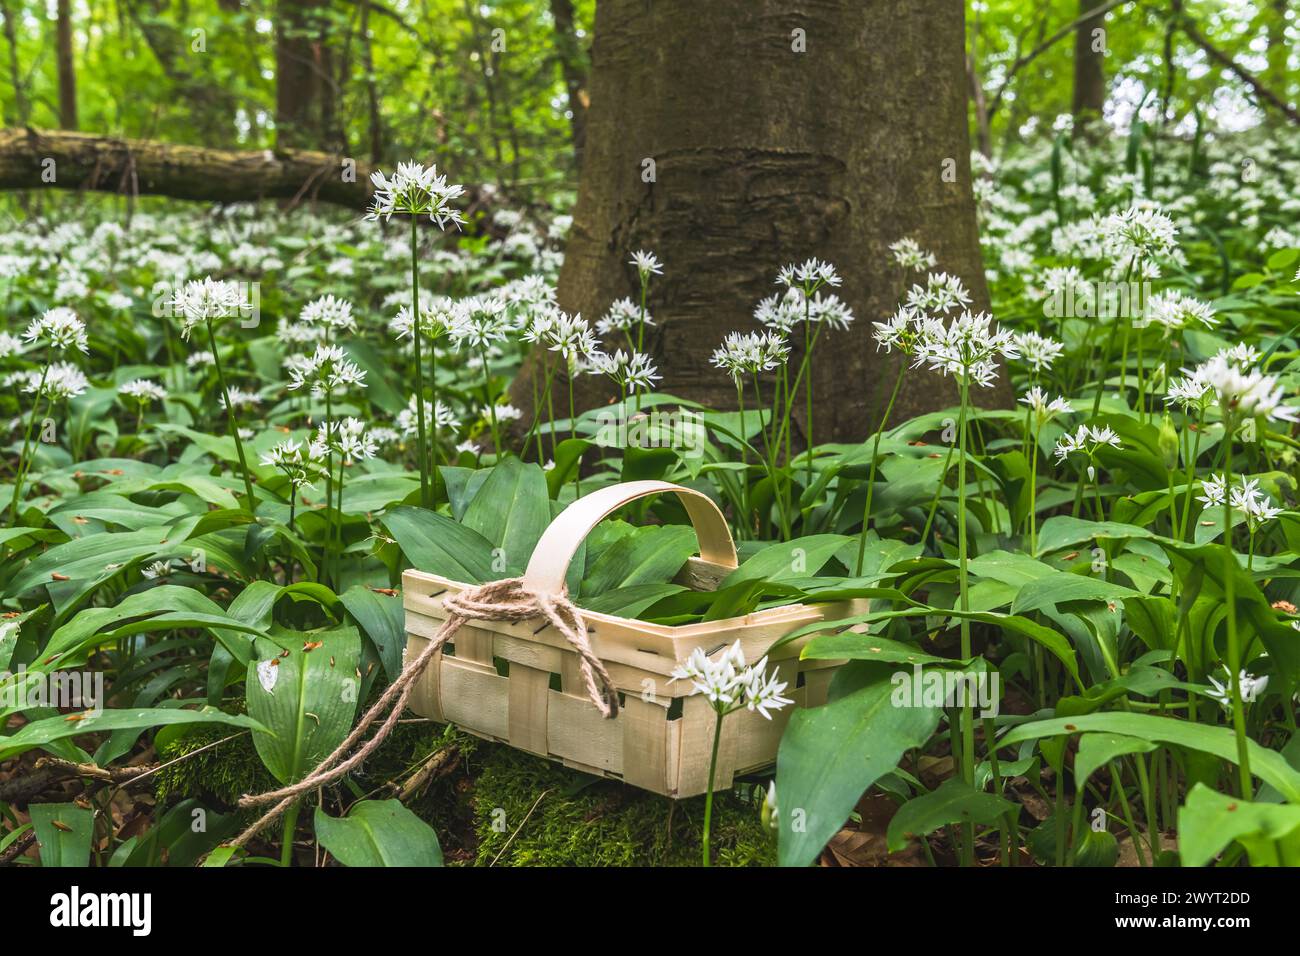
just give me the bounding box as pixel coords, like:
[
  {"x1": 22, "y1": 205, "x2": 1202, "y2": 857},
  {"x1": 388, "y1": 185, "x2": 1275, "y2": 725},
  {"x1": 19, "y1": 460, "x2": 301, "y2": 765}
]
[
  {"x1": 1072, "y1": 0, "x2": 1107, "y2": 129},
  {"x1": 513, "y1": 0, "x2": 1001, "y2": 443},
  {"x1": 276, "y1": 0, "x2": 329, "y2": 150},
  {"x1": 549, "y1": 0, "x2": 588, "y2": 166},
  {"x1": 0, "y1": 0, "x2": 27, "y2": 126},
  {"x1": 56, "y1": 0, "x2": 78, "y2": 130},
  {"x1": 361, "y1": 0, "x2": 383, "y2": 164},
  {"x1": 1266, "y1": 0, "x2": 1290, "y2": 91}
]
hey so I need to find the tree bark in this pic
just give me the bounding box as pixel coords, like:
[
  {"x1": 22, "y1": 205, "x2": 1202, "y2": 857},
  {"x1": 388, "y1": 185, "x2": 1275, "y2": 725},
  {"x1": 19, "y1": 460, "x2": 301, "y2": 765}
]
[
  {"x1": 549, "y1": 0, "x2": 588, "y2": 166},
  {"x1": 361, "y1": 0, "x2": 384, "y2": 163},
  {"x1": 1265, "y1": 0, "x2": 1290, "y2": 91},
  {"x1": 1073, "y1": 0, "x2": 1107, "y2": 129},
  {"x1": 0, "y1": 0, "x2": 27, "y2": 126},
  {"x1": 513, "y1": 0, "x2": 1001, "y2": 443},
  {"x1": 276, "y1": 0, "x2": 331, "y2": 150},
  {"x1": 56, "y1": 0, "x2": 78, "y2": 130}
]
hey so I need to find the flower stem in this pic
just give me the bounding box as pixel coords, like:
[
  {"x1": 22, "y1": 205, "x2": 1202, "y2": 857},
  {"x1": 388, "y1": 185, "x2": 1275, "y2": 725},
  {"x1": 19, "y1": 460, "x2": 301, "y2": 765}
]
[
  {"x1": 956, "y1": 377, "x2": 975, "y2": 867},
  {"x1": 854, "y1": 366, "x2": 904, "y2": 575},
  {"x1": 702, "y1": 709, "x2": 723, "y2": 867},
  {"x1": 206, "y1": 317, "x2": 258, "y2": 516},
  {"x1": 409, "y1": 215, "x2": 430, "y2": 509},
  {"x1": 1222, "y1": 438, "x2": 1253, "y2": 797},
  {"x1": 7, "y1": 360, "x2": 50, "y2": 525}
]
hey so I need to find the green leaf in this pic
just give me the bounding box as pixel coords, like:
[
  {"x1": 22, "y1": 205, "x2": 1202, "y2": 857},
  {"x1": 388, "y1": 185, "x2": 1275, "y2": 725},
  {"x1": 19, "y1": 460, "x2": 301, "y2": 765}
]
[
  {"x1": 247, "y1": 627, "x2": 361, "y2": 785},
  {"x1": 1073, "y1": 733, "x2": 1158, "y2": 788},
  {"x1": 30, "y1": 802, "x2": 95, "y2": 867},
  {"x1": 0, "y1": 707, "x2": 265, "y2": 761},
  {"x1": 462, "y1": 458, "x2": 550, "y2": 572},
  {"x1": 1179, "y1": 784, "x2": 1300, "y2": 867},
  {"x1": 383, "y1": 506, "x2": 497, "y2": 583},
  {"x1": 723, "y1": 534, "x2": 850, "y2": 586},
  {"x1": 886, "y1": 777, "x2": 1014, "y2": 852},
  {"x1": 1034, "y1": 516, "x2": 1158, "y2": 557},
  {"x1": 314, "y1": 799, "x2": 444, "y2": 867},
  {"x1": 777, "y1": 662, "x2": 941, "y2": 867},
  {"x1": 340, "y1": 585, "x2": 406, "y2": 681},
  {"x1": 1002, "y1": 713, "x2": 1300, "y2": 802},
  {"x1": 1012, "y1": 571, "x2": 1142, "y2": 615},
  {"x1": 578, "y1": 583, "x2": 687, "y2": 618},
  {"x1": 801, "y1": 632, "x2": 948, "y2": 666},
  {"x1": 580, "y1": 525, "x2": 697, "y2": 597}
]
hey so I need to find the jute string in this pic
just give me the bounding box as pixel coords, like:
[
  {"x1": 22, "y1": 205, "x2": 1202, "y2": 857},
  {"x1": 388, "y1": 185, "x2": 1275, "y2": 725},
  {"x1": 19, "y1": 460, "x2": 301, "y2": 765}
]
[{"x1": 228, "y1": 577, "x2": 618, "y2": 850}]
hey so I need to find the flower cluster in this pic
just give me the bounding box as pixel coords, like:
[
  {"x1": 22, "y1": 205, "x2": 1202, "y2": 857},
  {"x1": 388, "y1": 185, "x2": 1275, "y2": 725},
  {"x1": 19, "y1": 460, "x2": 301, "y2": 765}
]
[
  {"x1": 914, "y1": 310, "x2": 1019, "y2": 388},
  {"x1": 1197, "y1": 474, "x2": 1284, "y2": 531},
  {"x1": 669, "y1": 640, "x2": 794, "y2": 719},
  {"x1": 170, "y1": 277, "x2": 243, "y2": 340},
  {"x1": 1053, "y1": 423, "x2": 1123, "y2": 465},
  {"x1": 23, "y1": 306, "x2": 88, "y2": 353},
  {"x1": 286, "y1": 343, "x2": 368, "y2": 396},
  {"x1": 367, "y1": 161, "x2": 466, "y2": 229},
  {"x1": 710, "y1": 330, "x2": 790, "y2": 381}
]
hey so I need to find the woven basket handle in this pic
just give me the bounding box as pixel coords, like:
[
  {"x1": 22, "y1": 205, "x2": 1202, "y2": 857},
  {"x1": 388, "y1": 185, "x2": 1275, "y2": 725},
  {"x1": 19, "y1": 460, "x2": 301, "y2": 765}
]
[{"x1": 522, "y1": 480, "x2": 738, "y2": 595}]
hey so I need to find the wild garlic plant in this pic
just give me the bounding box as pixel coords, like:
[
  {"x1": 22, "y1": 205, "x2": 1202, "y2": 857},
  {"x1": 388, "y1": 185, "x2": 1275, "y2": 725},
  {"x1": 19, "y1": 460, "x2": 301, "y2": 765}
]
[
  {"x1": 367, "y1": 160, "x2": 465, "y2": 508},
  {"x1": 286, "y1": 342, "x2": 368, "y2": 586},
  {"x1": 8, "y1": 307, "x2": 90, "y2": 524},
  {"x1": 171, "y1": 277, "x2": 259, "y2": 516},
  {"x1": 710, "y1": 329, "x2": 790, "y2": 536},
  {"x1": 912, "y1": 306, "x2": 1019, "y2": 866},
  {"x1": 670, "y1": 640, "x2": 792, "y2": 867}
]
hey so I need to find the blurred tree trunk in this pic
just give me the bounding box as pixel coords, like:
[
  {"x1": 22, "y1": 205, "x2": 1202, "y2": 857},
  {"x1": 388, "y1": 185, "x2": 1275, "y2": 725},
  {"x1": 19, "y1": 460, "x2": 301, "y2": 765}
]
[
  {"x1": 361, "y1": 0, "x2": 383, "y2": 163},
  {"x1": 56, "y1": 0, "x2": 78, "y2": 129},
  {"x1": 1266, "y1": 0, "x2": 1290, "y2": 91},
  {"x1": 0, "y1": 0, "x2": 27, "y2": 126},
  {"x1": 1072, "y1": 0, "x2": 1107, "y2": 130},
  {"x1": 549, "y1": 0, "x2": 588, "y2": 165},
  {"x1": 513, "y1": 0, "x2": 1002, "y2": 443},
  {"x1": 276, "y1": 0, "x2": 330, "y2": 150}
]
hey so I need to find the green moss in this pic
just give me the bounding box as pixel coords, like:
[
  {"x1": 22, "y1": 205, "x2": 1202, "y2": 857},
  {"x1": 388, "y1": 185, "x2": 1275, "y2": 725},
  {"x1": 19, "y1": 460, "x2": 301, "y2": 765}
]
[
  {"x1": 155, "y1": 726, "x2": 275, "y2": 808},
  {"x1": 467, "y1": 744, "x2": 775, "y2": 867},
  {"x1": 154, "y1": 721, "x2": 773, "y2": 866}
]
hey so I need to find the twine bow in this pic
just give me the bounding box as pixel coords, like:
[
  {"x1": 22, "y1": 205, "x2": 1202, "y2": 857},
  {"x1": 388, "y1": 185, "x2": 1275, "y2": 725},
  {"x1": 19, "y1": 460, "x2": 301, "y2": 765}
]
[{"x1": 228, "y1": 577, "x2": 618, "y2": 850}]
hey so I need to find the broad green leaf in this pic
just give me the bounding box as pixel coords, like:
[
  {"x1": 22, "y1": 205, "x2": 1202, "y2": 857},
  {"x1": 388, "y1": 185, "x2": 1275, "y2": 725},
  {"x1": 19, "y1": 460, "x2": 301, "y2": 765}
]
[
  {"x1": 0, "y1": 707, "x2": 265, "y2": 761},
  {"x1": 1179, "y1": 783, "x2": 1300, "y2": 867},
  {"x1": 777, "y1": 662, "x2": 941, "y2": 867},
  {"x1": 1002, "y1": 713, "x2": 1300, "y2": 802},
  {"x1": 383, "y1": 506, "x2": 497, "y2": 583},
  {"x1": 886, "y1": 777, "x2": 1014, "y2": 852},
  {"x1": 314, "y1": 799, "x2": 443, "y2": 867},
  {"x1": 1073, "y1": 733, "x2": 1158, "y2": 788},
  {"x1": 580, "y1": 524, "x2": 697, "y2": 597},
  {"x1": 723, "y1": 534, "x2": 850, "y2": 586},
  {"x1": 246, "y1": 627, "x2": 361, "y2": 785},
  {"x1": 30, "y1": 802, "x2": 95, "y2": 867},
  {"x1": 462, "y1": 458, "x2": 550, "y2": 572},
  {"x1": 341, "y1": 585, "x2": 406, "y2": 680}
]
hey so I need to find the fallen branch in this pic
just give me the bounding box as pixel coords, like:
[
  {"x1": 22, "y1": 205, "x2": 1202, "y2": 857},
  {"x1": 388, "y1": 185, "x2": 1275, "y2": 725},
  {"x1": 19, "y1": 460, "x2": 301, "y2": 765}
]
[{"x1": 0, "y1": 127, "x2": 502, "y2": 214}]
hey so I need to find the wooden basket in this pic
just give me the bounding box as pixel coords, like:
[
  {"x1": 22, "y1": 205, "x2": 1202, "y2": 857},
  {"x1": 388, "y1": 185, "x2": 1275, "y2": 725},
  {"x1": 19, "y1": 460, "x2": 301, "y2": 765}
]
[{"x1": 402, "y1": 480, "x2": 858, "y2": 798}]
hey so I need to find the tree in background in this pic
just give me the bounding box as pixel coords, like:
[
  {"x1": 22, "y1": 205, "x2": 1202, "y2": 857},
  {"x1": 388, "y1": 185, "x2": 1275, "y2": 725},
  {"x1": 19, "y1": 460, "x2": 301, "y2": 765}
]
[{"x1": 516, "y1": 0, "x2": 996, "y2": 441}]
